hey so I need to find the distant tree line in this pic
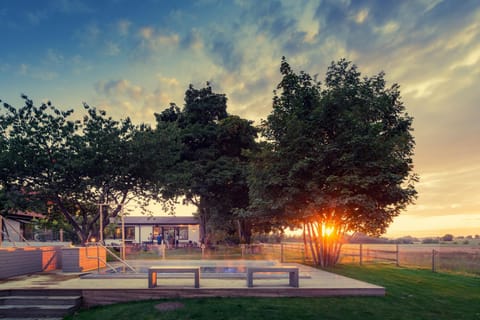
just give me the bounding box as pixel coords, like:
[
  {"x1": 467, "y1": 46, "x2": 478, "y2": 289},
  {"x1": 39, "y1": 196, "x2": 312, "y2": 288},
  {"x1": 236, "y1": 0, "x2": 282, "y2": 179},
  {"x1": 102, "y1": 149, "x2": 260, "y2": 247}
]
[{"x1": 0, "y1": 58, "x2": 417, "y2": 266}]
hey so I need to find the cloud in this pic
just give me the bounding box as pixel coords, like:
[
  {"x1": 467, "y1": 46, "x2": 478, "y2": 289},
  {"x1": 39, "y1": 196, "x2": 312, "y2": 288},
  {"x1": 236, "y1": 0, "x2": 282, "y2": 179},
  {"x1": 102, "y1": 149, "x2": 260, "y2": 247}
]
[
  {"x1": 95, "y1": 79, "x2": 145, "y2": 101},
  {"x1": 209, "y1": 33, "x2": 243, "y2": 72},
  {"x1": 71, "y1": 55, "x2": 92, "y2": 74},
  {"x1": 18, "y1": 63, "x2": 28, "y2": 75},
  {"x1": 353, "y1": 8, "x2": 369, "y2": 24},
  {"x1": 374, "y1": 21, "x2": 399, "y2": 35},
  {"x1": 104, "y1": 41, "x2": 121, "y2": 56},
  {"x1": 139, "y1": 27, "x2": 154, "y2": 40},
  {"x1": 92, "y1": 74, "x2": 185, "y2": 125},
  {"x1": 143, "y1": 75, "x2": 184, "y2": 112},
  {"x1": 16, "y1": 63, "x2": 58, "y2": 80},
  {"x1": 408, "y1": 165, "x2": 480, "y2": 219},
  {"x1": 132, "y1": 26, "x2": 181, "y2": 61},
  {"x1": 117, "y1": 19, "x2": 132, "y2": 36},
  {"x1": 45, "y1": 49, "x2": 65, "y2": 65},
  {"x1": 3, "y1": 0, "x2": 480, "y2": 237},
  {"x1": 26, "y1": 10, "x2": 48, "y2": 24},
  {"x1": 449, "y1": 44, "x2": 480, "y2": 69},
  {"x1": 75, "y1": 23, "x2": 101, "y2": 47},
  {"x1": 180, "y1": 28, "x2": 204, "y2": 50},
  {"x1": 403, "y1": 77, "x2": 447, "y2": 99}
]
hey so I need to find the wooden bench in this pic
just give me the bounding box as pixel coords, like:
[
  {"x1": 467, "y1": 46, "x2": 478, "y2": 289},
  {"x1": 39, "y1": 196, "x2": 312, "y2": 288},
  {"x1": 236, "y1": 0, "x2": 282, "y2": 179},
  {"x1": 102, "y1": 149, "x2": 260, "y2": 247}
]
[
  {"x1": 246, "y1": 267, "x2": 299, "y2": 288},
  {"x1": 148, "y1": 267, "x2": 200, "y2": 288}
]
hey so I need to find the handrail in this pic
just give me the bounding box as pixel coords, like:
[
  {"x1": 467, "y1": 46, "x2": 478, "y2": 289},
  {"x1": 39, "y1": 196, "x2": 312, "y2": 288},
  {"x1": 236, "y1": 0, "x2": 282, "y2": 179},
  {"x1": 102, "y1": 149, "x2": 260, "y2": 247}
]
[
  {"x1": 85, "y1": 245, "x2": 122, "y2": 273},
  {"x1": 86, "y1": 242, "x2": 137, "y2": 273}
]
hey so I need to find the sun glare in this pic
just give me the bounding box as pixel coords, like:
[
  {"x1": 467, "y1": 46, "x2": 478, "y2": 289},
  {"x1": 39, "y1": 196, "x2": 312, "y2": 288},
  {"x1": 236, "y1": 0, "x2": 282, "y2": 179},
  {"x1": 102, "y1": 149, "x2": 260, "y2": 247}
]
[{"x1": 322, "y1": 225, "x2": 335, "y2": 237}]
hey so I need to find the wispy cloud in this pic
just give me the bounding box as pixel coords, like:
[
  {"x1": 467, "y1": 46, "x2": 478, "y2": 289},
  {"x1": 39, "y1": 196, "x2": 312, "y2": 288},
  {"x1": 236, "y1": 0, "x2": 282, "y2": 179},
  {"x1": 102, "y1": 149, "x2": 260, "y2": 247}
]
[
  {"x1": 2, "y1": 0, "x2": 480, "y2": 235},
  {"x1": 117, "y1": 19, "x2": 132, "y2": 37},
  {"x1": 95, "y1": 79, "x2": 145, "y2": 101},
  {"x1": 103, "y1": 41, "x2": 121, "y2": 56},
  {"x1": 75, "y1": 23, "x2": 101, "y2": 47}
]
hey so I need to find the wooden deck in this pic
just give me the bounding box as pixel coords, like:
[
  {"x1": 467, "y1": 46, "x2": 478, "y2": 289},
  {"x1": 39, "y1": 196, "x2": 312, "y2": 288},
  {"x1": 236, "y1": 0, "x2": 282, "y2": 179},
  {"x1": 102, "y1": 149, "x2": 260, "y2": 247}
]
[
  {"x1": 1, "y1": 287, "x2": 385, "y2": 308},
  {"x1": 0, "y1": 260, "x2": 385, "y2": 307}
]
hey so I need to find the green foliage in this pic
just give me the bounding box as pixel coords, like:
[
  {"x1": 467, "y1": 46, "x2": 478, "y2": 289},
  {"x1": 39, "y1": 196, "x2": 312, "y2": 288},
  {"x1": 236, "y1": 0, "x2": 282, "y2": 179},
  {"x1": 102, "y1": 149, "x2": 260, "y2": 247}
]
[
  {"x1": 0, "y1": 96, "x2": 176, "y2": 244},
  {"x1": 250, "y1": 57, "x2": 418, "y2": 266},
  {"x1": 155, "y1": 84, "x2": 258, "y2": 244}
]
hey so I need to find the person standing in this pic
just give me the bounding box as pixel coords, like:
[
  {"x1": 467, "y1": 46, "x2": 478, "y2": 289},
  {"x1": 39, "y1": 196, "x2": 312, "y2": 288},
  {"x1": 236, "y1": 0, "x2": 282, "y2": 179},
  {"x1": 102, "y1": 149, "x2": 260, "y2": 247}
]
[{"x1": 156, "y1": 233, "x2": 162, "y2": 245}]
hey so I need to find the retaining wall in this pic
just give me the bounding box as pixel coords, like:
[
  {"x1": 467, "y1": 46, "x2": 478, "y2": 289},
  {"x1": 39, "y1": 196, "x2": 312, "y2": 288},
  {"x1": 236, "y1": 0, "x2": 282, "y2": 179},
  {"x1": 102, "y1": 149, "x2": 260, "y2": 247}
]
[
  {"x1": 0, "y1": 245, "x2": 107, "y2": 278},
  {"x1": 0, "y1": 246, "x2": 62, "y2": 279},
  {"x1": 61, "y1": 246, "x2": 106, "y2": 272}
]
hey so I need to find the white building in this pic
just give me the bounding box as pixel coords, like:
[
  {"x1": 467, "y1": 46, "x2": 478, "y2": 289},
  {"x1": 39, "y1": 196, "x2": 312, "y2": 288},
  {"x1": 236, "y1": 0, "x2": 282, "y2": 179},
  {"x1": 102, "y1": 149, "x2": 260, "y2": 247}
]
[{"x1": 111, "y1": 216, "x2": 200, "y2": 246}]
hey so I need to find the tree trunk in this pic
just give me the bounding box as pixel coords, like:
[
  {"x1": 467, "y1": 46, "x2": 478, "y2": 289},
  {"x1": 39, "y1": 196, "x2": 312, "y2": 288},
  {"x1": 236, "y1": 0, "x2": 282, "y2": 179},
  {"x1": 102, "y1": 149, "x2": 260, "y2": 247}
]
[
  {"x1": 305, "y1": 220, "x2": 343, "y2": 267},
  {"x1": 237, "y1": 219, "x2": 252, "y2": 244}
]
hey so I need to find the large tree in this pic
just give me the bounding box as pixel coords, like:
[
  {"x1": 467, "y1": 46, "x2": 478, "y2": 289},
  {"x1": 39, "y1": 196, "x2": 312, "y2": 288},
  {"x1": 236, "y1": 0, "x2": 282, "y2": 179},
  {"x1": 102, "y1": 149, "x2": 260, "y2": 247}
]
[
  {"x1": 250, "y1": 58, "x2": 417, "y2": 266},
  {"x1": 155, "y1": 84, "x2": 257, "y2": 244},
  {"x1": 0, "y1": 95, "x2": 177, "y2": 244}
]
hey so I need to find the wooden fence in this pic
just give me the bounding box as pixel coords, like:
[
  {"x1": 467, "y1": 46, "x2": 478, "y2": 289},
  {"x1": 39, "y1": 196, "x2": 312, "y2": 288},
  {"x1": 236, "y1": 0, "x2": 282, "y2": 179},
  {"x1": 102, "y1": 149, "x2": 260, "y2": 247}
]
[{"x1": 259, "y1": 243, "x2": 480, "y2": 275}]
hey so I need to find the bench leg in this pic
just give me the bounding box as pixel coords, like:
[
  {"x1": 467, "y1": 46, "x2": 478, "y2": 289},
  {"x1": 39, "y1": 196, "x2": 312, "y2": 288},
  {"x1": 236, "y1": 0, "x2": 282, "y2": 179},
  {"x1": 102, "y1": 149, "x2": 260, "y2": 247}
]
[
  {"x1": 194, "y1": 271, "x2": 200, "y2": 288},
  {"x1": 149, "y1": 271, "x2": 157, "y2": 288},
  {"x1": 247, "y1": 271, "x2": 253, "y2": 287},
  {"x1": 289, "y1": 271, "x2": 299, "y2": 288}
]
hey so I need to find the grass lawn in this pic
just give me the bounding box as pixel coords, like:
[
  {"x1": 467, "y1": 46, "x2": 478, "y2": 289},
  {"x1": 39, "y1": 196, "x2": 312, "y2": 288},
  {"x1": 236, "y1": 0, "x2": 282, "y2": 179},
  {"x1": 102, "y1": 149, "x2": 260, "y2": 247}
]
[{"x1": 65, "y1": 264, "x2": 480, "y2": 320}]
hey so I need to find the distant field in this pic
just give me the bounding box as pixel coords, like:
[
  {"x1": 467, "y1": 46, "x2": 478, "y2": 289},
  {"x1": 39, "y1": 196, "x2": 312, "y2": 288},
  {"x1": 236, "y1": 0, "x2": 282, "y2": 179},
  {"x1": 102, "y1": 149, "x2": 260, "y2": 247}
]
[
  {"x1": 65, "y1": 264, "x2": 480, "y2": 320},
  {"x1": 339, "y1": 243, "x2": 480, "y2": 275}
]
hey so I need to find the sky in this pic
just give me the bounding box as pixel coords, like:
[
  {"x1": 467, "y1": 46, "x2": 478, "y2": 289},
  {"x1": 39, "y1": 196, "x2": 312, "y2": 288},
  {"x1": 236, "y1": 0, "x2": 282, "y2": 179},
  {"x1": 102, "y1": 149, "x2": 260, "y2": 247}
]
[{"x1": 1, "y1": 0, "x2": 479, "y2": 238}]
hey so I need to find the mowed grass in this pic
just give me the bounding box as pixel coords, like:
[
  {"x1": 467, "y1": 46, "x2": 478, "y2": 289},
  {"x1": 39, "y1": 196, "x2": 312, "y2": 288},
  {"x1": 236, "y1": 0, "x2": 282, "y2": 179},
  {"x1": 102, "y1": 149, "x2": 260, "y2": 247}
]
[{"x1": 65, "y1": 264, "x2": 480, "y2": 320}]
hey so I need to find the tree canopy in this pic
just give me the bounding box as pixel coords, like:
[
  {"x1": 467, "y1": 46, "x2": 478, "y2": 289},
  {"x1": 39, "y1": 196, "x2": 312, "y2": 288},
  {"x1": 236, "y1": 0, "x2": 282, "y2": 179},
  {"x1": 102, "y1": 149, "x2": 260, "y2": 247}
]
[
  {"x1": 155, "y1": 84, "x2": 258, "y2": 244},
  {"x1": 1, "y1": 58, "x2": 417, "y2": 258},
  {"x1": 0, "y1": 95, "x2": 178, "y2": 244},
  {"x1": 249, "y1": 57, "x2": 417, "y2": 266}
]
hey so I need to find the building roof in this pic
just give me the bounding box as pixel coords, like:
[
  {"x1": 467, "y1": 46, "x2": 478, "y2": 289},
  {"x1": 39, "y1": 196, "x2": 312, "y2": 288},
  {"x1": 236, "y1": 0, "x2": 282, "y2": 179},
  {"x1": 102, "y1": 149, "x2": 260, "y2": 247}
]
[
  {"x1": 4, "y1": 210, "x2": 45, "y2": 222},
  {"x1": 119, "y1": 216, "x2": 199, "y2": 225}
]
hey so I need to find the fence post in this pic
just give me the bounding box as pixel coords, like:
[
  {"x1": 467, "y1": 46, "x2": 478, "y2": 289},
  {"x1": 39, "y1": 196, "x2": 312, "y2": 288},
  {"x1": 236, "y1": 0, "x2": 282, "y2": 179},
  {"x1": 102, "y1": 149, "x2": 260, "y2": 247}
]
[
  {"x1": 280, "y1": 243, "x2": 284, "y2": 263},
  {"x1": 97, "y1": 244, "x2": 100, "y2": 272},
  {"x1": 0, "y1": 216, "x2": 2, "y2": 247},
  {"x1": 432, "y1": 249, "x2": 437, "y2": 272},
  {"x1": 359, "y1": 244, "x2": 363, "y2": 265},
  {"x1": 396, "y1": 244, "x2": 399, "y2": 267}
]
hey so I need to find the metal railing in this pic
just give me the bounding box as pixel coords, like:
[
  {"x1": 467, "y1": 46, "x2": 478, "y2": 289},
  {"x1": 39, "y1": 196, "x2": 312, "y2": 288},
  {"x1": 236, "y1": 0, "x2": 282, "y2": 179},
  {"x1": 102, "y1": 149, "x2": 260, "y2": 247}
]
[{"x1": 86, "y1": 242, "x2": 137, "y2": 273}]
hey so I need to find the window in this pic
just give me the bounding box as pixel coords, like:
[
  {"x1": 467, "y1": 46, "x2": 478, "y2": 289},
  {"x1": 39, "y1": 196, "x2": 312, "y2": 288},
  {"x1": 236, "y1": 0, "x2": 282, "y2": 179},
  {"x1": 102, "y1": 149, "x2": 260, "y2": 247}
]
[
  {"x1": 179, "y1": 227, "x2": 188, "y2": 240},
  {"x1": 115, "y1": 227, "x2": 135, "y2": 240},
  {"x1": 125, "y1": 226, "x2": 135, "y2": 240}
]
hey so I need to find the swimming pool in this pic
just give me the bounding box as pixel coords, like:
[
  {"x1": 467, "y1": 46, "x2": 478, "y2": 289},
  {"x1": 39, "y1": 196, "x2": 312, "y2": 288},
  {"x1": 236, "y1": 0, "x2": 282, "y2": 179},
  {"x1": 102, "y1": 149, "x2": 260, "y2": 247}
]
[{"x1": 81, "y1": 259, "x2": 311, "y2": 279}]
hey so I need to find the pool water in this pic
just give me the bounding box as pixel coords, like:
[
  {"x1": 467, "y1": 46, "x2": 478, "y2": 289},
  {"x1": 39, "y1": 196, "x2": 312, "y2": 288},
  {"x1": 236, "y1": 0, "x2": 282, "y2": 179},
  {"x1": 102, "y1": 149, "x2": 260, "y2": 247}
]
[{"x1": 81, "y1": 259, "x2": 310, "y2": 279}]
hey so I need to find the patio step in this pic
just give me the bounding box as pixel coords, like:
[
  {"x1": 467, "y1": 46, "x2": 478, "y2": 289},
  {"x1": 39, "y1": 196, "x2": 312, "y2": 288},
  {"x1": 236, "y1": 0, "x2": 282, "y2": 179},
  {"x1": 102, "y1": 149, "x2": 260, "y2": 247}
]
[{"x1": 0, "y1": 292, "x2": 81, "y2": 318}]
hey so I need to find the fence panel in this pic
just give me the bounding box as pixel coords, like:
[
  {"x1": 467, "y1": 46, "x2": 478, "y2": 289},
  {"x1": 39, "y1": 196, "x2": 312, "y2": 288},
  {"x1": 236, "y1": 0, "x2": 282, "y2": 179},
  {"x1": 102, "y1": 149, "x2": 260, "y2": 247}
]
[{"x1": 103, "y1": 241, "x2": 480, "y2": 275}]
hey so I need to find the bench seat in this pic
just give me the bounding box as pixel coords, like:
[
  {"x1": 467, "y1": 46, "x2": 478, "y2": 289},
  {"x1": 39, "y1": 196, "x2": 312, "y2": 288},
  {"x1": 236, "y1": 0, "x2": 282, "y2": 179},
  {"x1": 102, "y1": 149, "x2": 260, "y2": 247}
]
[
  {"x1": 148, "y1": 267, "x2": 200, "y2": 288},
  {"x1": 247, "y1": 267, "x2": 299, "y2": 288}
]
